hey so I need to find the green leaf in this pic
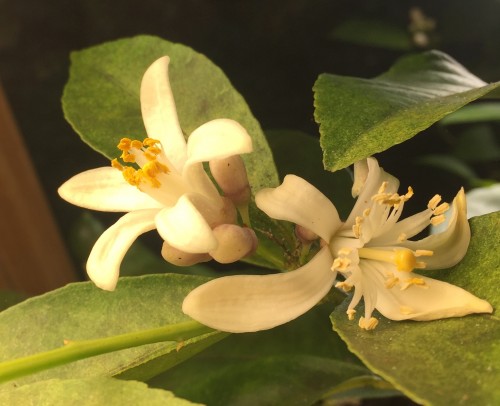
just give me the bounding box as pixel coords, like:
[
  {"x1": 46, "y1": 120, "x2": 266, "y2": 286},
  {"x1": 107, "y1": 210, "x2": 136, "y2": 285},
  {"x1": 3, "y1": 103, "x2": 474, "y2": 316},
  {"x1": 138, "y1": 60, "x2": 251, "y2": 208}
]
[
  {"x1": 0, "y1": 274, "x2": 227, "y2": 387},
  {"x1": 62, "y1": 35, "x2": 289, "y2": 271},
  {"x1": 440, "y1": 102, "x2": 500, "y2": 125},
  {"x1": 0, "y1": 290, "x2": 26, "y2": 312},
  {"x1": 452, "y1": 124, "x2": 500, "y2": 163},
  {"x1": 150, "y1": 303, "x2": 398, "y2": 405},
  {"x1": 314, "y1": 50, "x2": 500, "y2": 171},
  {"x1": 0, "y1": 377, "x2": 201, "y2": 405},
  {"x1": 331, "y1": 213, "x2": 500, "y2": 405}
]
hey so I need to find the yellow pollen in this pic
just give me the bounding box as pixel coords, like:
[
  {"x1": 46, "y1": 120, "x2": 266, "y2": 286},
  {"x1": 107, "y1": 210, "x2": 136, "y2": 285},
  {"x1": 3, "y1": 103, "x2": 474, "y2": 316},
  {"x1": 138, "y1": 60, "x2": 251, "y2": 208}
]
[
  {"x1": 346, "y1": 309, "x2": 356, "y2": 320},
  {"x1": 111, "y1": 158, "x2": 123, "y2": 171},
  {"x1": 397, "y1": 233, "x2": 407, "y2": 242},
  {"x1": 332, "y1": 257, "x2": 351, "y2": 271},
  {"x1": 385, "y1": 276, "x2": 400, "y2": 289},
  {"x1": 117, "y1": 138, "x2": 132, "y2": 151},
  {"x1": 131, "y1": 139, "x2": 143, "y2": 149},
  {"x1": 431, "y1": 215, "x2": 445, "y2": 226},
  {"x1": 335, "y1": 281, "x2": 353, "y2": 292},
  {"x1": 143, "y1": 137, "x2": 160, "y2": 147},
  {"x1": 353, "y1": 216, "x2": 364, "y2": 238},
  {"x1": 359, "y1": 316, "x2": 378, "y2": 330},
  {"x1": 363, "y1": 208, "x2": 371, "y2": 217},
  {"x1": 338, "y1": 247, "x2": 352, "y2": 256},
  {"x1": 405, "y1": 186, "x2": 414, "y2": 199},
  {"x1": 433, "y1": 202, "x2": 450, "y2": 216},
  {"x1": 122, "y1": 167, "x2": 140, "y2": 186},
  {"x1": 401, "y1": 277, "x2": 427, "y2": 290},
  {"x1": 377, "y1": 182, "x2": 388, "y2": 194},
  {"x1": 121, "y1": 151, "x2": 136, "y2": 163},
  {"x1": 428, "y1": 194, "x2": 442, "y2": 210}
]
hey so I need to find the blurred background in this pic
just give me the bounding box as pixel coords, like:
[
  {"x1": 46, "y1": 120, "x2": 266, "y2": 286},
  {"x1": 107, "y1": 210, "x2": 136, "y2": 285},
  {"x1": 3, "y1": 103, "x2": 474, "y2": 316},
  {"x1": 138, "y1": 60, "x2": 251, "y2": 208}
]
[{"x1": 0, "y1": 0, "x2": 499, "y2": 293}]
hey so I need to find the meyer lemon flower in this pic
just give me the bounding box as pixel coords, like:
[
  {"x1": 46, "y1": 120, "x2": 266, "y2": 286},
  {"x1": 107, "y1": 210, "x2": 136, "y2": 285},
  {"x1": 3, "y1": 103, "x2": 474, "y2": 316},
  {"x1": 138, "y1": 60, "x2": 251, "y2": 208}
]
[
  {"x1": 182, "y1": 158, "x2": 492, "y2": 333},
  {"x1": 59, "y1": 56, "x2": 254, "y2": 291}
]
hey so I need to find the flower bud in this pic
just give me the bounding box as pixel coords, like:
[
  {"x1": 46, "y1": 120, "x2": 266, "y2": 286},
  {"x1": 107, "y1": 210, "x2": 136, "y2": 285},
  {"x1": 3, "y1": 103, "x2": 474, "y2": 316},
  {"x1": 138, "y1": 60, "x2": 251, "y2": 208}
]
[
  {"x1": 210, "y1": 224, "x2": 258, "y2": 264},
  {"x1": 161, "y1": 241, "x2": 211, "y2": 266},
  {"x1": 210, "y1": 156, "x2": 251, "y2": 206},
  {"x1": 188, "y1": 194, "x2": 237, "y2": 228}
]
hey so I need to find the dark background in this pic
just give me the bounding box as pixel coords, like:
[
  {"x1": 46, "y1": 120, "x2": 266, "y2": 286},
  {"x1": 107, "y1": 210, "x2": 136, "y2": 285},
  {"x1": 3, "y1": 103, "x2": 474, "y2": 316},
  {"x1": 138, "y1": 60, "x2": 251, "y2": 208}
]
[{"x1": 1, "y1": 0, "x2": 499, "y2": 278}]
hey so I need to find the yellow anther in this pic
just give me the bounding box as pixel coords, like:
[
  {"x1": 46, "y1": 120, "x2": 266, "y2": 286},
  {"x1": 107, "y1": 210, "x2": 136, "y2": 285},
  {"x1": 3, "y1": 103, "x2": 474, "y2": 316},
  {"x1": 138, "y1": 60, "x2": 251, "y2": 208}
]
[
  {"x1": 405, "y1": 186, "x2": 414, "y2": 200},
  {"x1": 332, "y1": 257, "x2": 351, "y2": 272},
  {"x1": 335, "y1": 281, "x2": 353, "y2": 292},
  {"x1": 397, "y1": 233, "x2": 407, "y2": 242},
  {"x1": 117, "y1": 138, "x2": 132, "y2": 151},
  {"x1": 346, "y1": 309, "x2": 356, "y2": 321},
  {"x1": 401, "y1": 277, "x2": 427, "y2": 290},
  {"x1": 111, "y1": 158, "x2": 123, "y2": 171},
  {"x1": 122, "y1": 167, "x2": 140, "y2": 186},
  {"x1": 415, "y1": 250, "x2": 433, "y2": 257},
  {"x1": 353, "y1": 216, "x2": 364, "y2": 238},
  {"x1": 385, "y1": 276, "x2": 400, "y2": 289},
  {"x1": 363, "y1": 208, "x2": 371, "y2": 217},
  {"x1": 359, "y1": 316, "x2": 379, "y2": 330},
  {"x1": 400, "y1": 306, "x2": 414, "y2": 315},
  {"x1": 431, "y1": 215, "x2": 445, "y2": 226},
  {"x1": 433, "y1": 202, "x2": 450, "y2": 216},
  {"x1": 143, "y1": 137, "x2": 160, "y2": 147},
  {"x1": 428, "y1": 194, "x2": 442, "y2": 210},
  {"x1": 131, "y1": 139, "x2": 143, "y2": 149},
  {"x1": 121, "y1": 151, "x2": 136, "y2": 163},
  {"x1": 338, "y1": 247, "x2": 352, "y2": 256},
  {"x1": 415, "y1": 261, "x2": 427, "y2": 269},
  {"x1": 378, "y1": 182, "x2": 388, "y2": 194}
]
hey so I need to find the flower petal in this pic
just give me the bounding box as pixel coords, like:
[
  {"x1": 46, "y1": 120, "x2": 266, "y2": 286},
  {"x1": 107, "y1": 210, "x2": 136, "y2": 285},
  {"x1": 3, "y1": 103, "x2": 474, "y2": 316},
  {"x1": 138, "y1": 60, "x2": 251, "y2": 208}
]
[
  {"x1": 87, "y1": 209, "x2": 159, "y2": 291},
  {"x1": 365, "y1": 261, "x2": 493, "y2": 321},
  {"x1": 401, "y1": 188, "x2": 470, "y2": 269},
  {"x1": 183, "y1": 162, "x2": 223, "y2": 204},
  {"x1": 256, "y1": 175, "x2": 341, "y2": 242},
  {"x1": 141, "y1": 56, "x2": 187, "y2": 172},
  {"x1": 344, "y1": 158, "x2": 400, "y2": 230},
  {"x1": 155, "y1": 194, "x2": 218, "y2": 253},
  {"x1": 58, "y1": 167, "x2": 163, "y2": 212},
  {"x1": 184, "y1": 119, "x2": 253, "y2": 166},
  {"x1": 182, "y1": 246, "x2": 336, "y2": 332}
]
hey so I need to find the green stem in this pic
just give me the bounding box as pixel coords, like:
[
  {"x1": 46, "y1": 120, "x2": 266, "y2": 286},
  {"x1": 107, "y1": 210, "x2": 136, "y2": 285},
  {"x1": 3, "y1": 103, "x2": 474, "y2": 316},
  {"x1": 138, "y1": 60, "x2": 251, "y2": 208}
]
[{"x1": 0, "y1": 320, "x2": 213, "y2": 384}]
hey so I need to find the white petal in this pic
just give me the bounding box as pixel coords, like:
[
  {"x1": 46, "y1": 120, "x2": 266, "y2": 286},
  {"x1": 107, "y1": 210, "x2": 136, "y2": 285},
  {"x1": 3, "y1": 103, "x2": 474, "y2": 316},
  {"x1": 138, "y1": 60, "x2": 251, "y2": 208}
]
[
  {"x1": 183, "y1": 162, "x2": 223, "y2": 204},
  {"x1": 351, "y1": 159, "x2": 369, "y2": 198},
  {"x1": 401, "y1": 189, "x2": 470, "y2": 270},
  {"x1": 184, "y1": 119, "x2": 253, "y2": 166},
  {"x1": 344, "y1": 158, "x2": 399, "y2": 229},
  {"x1": 141, "y1": 56, "x2": 187, "y2": 172},
  {"x1": 87, "y1": 210, "x2": 159, "y2": 291},
  {"x1": 155, "y1": 195, "x2": 217, "y2": 253},
  {"x1": 368, "y1": 265, "x2": 493, "y2": 321},
  {"x1": 182, "y1": 246, "x2": 336, "y2": 332},
  {"x1": 58, "y1": 167, "x2": 163, "y2": 212},
  {"x1": 256, "y1": 175, "x2": 341, "y2": 242}
]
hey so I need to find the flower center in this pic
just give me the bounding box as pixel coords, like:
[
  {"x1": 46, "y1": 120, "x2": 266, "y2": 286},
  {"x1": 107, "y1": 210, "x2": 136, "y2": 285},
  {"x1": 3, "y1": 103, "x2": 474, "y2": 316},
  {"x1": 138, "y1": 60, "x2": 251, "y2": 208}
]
[
  {"x1": 111, "y1": 137, "x2": 169, "y2": 188},
  {"x1": 358, "y1": 247, "x2": 431, "y2": 272}
]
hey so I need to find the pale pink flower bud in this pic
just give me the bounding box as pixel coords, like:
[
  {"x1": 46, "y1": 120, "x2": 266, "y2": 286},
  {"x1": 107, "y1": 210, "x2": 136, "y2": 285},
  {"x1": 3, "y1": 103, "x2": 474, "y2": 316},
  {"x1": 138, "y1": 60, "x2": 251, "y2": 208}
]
[
  {"x1": 210, "y1": 224, "x2": 258, "y2": 264},
  {"x1": 161, "y1": 241, "x2": 211, "y2": 266},
  {"x1": 210, "y1": 156, "x2": 251, "y2": 206},
  {"x1": 295, "y1": 224, "x2": 319, "y2": 243}
]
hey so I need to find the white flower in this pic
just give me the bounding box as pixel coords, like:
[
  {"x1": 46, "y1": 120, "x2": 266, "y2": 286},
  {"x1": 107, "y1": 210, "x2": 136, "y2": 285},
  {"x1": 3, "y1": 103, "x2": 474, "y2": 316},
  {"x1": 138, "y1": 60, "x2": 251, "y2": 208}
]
[
  {"x1": 59, "y1": 56, "x2": 253, "y2": 291},
  {"x1": 182, "y1": 158, "x2": 492, "y2": 332}
]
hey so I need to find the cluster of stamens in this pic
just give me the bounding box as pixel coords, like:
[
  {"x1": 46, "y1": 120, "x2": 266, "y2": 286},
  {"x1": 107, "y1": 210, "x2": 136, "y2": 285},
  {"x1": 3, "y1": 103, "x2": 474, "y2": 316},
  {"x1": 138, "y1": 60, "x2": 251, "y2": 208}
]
[
  {"x1": 427, "y1": 194, "x2": 450, "y2": 226},
  {"x1": 111, "y1": 137, "x2": 169, "y2": 188}
]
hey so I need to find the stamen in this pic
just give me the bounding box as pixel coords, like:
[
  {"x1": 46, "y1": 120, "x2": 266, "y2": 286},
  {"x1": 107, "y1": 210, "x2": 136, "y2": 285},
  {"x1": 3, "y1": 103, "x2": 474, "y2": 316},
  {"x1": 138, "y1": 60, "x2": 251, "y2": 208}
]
[
  {"x1": 111, "y1": 158, "x2": 123, "y2": 171},
  {"x1": 428, "y1": 194, "x2": 441, "y2": 210},
  {"x1": 335, "y1": 281, "x2": 353, "y2": 292},
  {"x1": 338, "y1": 247, "x2": 352, "y2": 256},
  {"x1": 397, "y1": 233, "x2": 407, "y2": 242},
  {"x1": 353, "y1": 216, "x2": 363, "y2": 238},
  {"x1": 332, "y1": 257, "x2": 351, "y2": 272},
  {"x1": 415, "y1": 250, "x2": 433, "y2": 257},
  {"x1": 430, "y1": 215, "x2": 445, "y2": 226},
  {"x1": 359, "y1": 316, "x2": 379, "y2": 330},
  {"x1": 117, "y1": 138, "x2": 132, "y2": 151},
  {"x1": 346, "y1": 309, "x2": 356, "y2": 321},
  {"x1": 401, "y1": 277, "x2": 427, "y2": 290},
  {"x1": 385, "y1": 276, "x2": 400, "y2": 289},
  {"x1": 363, "y1": 208, "x2": 371, "y2": 217},
  {"x1": 433, "y1": 202, "x2": 449, "y2": 216}
]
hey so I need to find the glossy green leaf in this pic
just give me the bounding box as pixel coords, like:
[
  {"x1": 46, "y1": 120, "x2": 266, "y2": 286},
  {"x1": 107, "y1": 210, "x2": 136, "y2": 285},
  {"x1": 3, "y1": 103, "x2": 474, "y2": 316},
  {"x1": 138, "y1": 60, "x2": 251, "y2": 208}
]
[
  {"x1": 331, "y1": 213, "x2": 500, "y2": 406},
  {"x1": 150, "y1": 303, "x2": 400, "y2": 405},
  {"x1": 62, "y1": 35, "x2": 288, "y2": 271},
  {"x1": 0, "y1": 377, "x2": 201, "y2": 405},
  {"x1": 0, "y1": 274, "x2": 227, "y2": 388},
  {"x1": 315, "y1": 50, "x2": 500, "y2": 171}
]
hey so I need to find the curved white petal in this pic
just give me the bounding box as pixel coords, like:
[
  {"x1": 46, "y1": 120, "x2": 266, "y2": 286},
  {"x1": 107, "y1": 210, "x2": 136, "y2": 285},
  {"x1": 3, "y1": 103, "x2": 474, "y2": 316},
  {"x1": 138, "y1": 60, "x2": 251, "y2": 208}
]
[
  {"x1": 401, "y1": 189, "x2": 470, "y2": 270},
  {"x1": 256, "y1": 175, "x2": 341, "y2": 242},
  {"x1": 155, "y1": 195, "x2": 217, "y2": 253},
  {"x1": 344, "y1": 158, "x2": 400, "y2": 229},
  {"x1": 87, "y1": 209, "x2": 159, "y2": 291},
  {"x1": 184, "y1": 119, "x2": 253, "y2": 166},
  {"x1": 141, "y1": 56, "x2": 187, "y2": 172},
  {"x1": 351, "y1": 159, "x2": 369, "y2": 198},
  {"x1": 182, "y1": 247, "x2": 336, "y2": 332},
  {"x1": 183, "y1": 162, "x2": 223, "y2": 204},
  {"x1": 371, "y1": 268, "x2": 493, "y2": 321},
  {"x1": 58, "y1": 167, "x2": 163, "y2": 212}
]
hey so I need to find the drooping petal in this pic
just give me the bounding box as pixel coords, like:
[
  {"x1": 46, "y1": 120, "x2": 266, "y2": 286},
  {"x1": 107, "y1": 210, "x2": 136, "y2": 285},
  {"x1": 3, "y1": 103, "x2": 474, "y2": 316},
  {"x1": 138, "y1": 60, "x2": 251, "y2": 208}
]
[
  {"x1": 369, "y1": 266, "x2": 493, "y2": 321},
  {"x1": 256, "y1": 175, "x2": 342, "y2": 242},
  {"x1": 87, "y1": 209, "x2": 159, "y2": 291},
  {"x1": 343, "y1": 158, "x2": 400, "y2": 230},
  {"x1": 141, "y1": 56, "x2": 187, "y2": 173},
  {"x1": 155, "y1": 194, "x2": 218, "y2": 253},
  {"x1": 184, "y1": 119, "x2": 253, "y2": 167},
  {"x1": 401, "y1": 189, "x2": 470, "y2": 270},
  {"x1": 58, "y1": 167, "x2": 163, "y2": 212},
  {"x1": 182, "y1": 247, "x2": 336, "y2": 332}
]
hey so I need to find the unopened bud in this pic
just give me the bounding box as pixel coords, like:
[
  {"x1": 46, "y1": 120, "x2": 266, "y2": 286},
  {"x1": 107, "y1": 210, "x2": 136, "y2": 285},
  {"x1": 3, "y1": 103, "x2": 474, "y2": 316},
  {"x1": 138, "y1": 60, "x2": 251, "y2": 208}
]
[
  {"x1": 188, "y1": 194, "x2": 236, "y2": 228},
  {"x1": 161, "y1": 241, "x2": 211, "y2": 266},
  {"x1": 210, "y1": 156, "x2": 251, "y2": 206},
  {"x1": 295, "y1": 224, "x2": 319, "y2": 243},
  {"x1": 210, "y1": 224, "x2": 258, "y2": 264}
]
